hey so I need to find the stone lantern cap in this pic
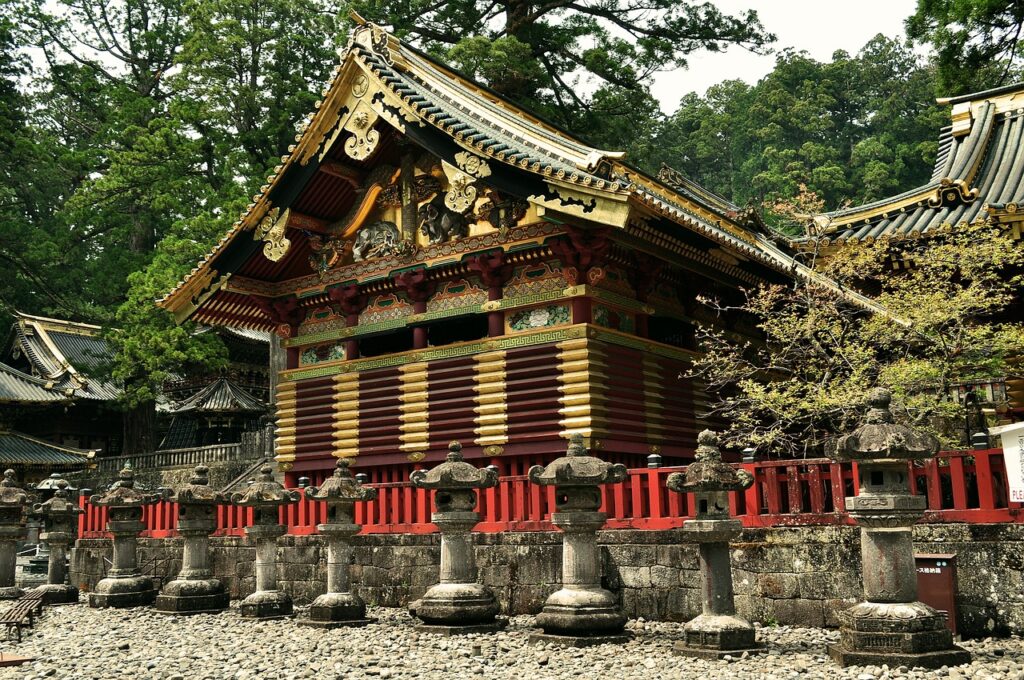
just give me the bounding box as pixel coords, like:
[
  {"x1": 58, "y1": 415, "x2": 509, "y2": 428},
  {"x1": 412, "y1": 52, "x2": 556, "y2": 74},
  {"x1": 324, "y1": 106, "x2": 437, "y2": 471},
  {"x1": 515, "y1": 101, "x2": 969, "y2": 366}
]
[
  {"x1": 169, "y1": 465, "x2": 225, "y2": 505},
  {"x1": 305, "y1": 458, "x2": 378, "y2": 502},
  {"x1": 230, "y1": 465, "x2": 300, "y2": 507},
  {"x1": 667, "y1": 430, "x2": 753, "y2": 494},
  {"x1": 33, "y1": 480, "x2": 83, "y2": 518},
  {"x1": 528, "y1": 434, "x2": 627, "y2": 487},
  {"x1": 0, "y1": 470, "x2": 29, "y2": 508},
  {"x1": 830, "y1": 388, "x2": 939, "y2": 462},
  {"x1": 410, "y1": 442, "x2": 498, "y2": 490},
  {"x1": 35, "y1": 472, "x2": 74, "y2": 492},
  {"x1": 89, "y1": 464, "x2": 164, "y2": 508}
]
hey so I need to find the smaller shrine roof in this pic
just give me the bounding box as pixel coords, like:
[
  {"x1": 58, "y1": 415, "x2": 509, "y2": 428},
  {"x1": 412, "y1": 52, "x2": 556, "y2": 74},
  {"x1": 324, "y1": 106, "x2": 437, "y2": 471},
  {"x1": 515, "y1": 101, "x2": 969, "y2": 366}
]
[
  {"x1": 7, "y1": 312, "x2": 119, "y2": 401},
  {"x1": 169, "y1": 378, "x2": 266, "y2": 415},
  {"x1": 0, "y1": 362, "x2": 68, "y2": 404},
  {"x1": 0, "y1": 431, "x2": 97, "y2": 467},
  {"x1": 801, "y1": 83, "x2": 1024, "y2": 245}
]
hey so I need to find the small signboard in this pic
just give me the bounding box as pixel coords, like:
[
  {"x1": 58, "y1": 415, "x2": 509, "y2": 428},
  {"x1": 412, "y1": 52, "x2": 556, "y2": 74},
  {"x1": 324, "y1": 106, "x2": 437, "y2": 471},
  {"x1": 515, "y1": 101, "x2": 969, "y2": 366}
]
[
  {"x1": 916, "y1": 553, "x2": 958, "y2": 635},
  {"x1": 994, "y1": 421, "x2": 1024, "y2": 503}
]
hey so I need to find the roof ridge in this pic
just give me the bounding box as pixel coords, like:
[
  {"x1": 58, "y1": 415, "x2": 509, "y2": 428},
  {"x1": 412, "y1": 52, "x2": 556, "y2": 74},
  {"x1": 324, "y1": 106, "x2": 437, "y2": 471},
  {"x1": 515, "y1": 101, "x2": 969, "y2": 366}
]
[{"x1": 3, "y1": 430, "x2": 97, "y2": 456}]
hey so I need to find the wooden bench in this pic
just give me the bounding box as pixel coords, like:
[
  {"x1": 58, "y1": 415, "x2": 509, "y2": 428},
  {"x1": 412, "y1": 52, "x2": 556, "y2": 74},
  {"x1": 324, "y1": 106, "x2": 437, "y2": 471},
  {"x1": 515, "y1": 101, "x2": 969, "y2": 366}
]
[{"x1": 0, "y1": 592, "x2": 44, "y2": 642}]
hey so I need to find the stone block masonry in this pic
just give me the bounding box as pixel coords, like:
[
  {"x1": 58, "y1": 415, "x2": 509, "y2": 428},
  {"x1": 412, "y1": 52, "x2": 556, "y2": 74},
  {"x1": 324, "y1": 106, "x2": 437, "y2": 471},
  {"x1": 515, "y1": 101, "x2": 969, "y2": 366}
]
[{"x1": 70, "y1": 524, "x2": 1024, "y2": 637}]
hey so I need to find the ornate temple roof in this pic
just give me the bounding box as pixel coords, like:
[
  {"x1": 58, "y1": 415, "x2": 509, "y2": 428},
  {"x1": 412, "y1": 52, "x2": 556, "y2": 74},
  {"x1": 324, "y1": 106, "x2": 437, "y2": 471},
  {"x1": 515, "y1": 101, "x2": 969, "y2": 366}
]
[
  {"x1": 0, "y1": 431, "x2": 96, "y2": 468},
  {"x1": 158, "y1": 20, "x2": 886, "y2": 327},
  {"x1": 168, "y1": 378, "x2": 265, "y2": 415},
  {"x1": 5, "y1": 312, "x2": 119, "y2": 401},
  {"x1": 804, "y1": 82, "x2": 1024, "y2": 246}
]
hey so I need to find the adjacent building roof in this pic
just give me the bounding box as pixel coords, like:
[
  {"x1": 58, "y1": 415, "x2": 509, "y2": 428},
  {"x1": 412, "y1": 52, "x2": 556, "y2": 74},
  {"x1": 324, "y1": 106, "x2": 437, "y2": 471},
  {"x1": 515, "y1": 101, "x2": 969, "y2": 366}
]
[
  {"x1": 6, "y1": 312, "x2": 120, "y2": 401},
  {"x1": 0, "y1": 431, "x2": 96, "y2": 468},
  {"x1": 158, "y1": 20, "x2": 888, "y2": 324},
  {"x1": 169, "y1": 378, "x2": 266, "y2": 415},
  {"x1": 0, "y1": 362, "x2": 70, "y2": 404},
  {"x1": 806, "y1": 83, "x2": 1024, "y2": 245}
]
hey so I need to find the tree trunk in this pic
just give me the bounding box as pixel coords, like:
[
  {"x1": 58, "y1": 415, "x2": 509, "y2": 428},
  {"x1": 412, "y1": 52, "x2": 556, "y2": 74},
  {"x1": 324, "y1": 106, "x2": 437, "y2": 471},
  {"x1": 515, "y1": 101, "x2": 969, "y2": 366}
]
[{"x1": 122, "y1": 400, "x2": 157, "y2": 456}]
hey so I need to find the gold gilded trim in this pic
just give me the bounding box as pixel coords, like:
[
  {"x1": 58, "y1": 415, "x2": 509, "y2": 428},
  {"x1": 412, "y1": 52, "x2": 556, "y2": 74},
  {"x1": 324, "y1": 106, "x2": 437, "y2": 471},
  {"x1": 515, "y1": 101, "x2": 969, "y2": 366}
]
[
  {"x1": 333, "y1": 372, "x2": 360, "y2": 458},
  {"x1": 399, "y1": 362, "x2": 429, "y2": 453},
  {"x1": 473, "y1": 350, "x2": 508, "y2": 446}
]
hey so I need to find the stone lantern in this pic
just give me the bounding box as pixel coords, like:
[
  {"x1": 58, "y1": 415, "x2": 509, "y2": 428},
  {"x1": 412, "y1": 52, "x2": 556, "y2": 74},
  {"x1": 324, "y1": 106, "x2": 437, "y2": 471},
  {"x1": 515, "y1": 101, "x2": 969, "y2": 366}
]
[
  {"x1": 0, "y1": 470, "x2": 30, "y2": 599},
  {"x1": 408, "y1": 441, "x2": 503, "y2": 633},
  {"x1": 527, "y1": 433, "x2": 628, "y2": 646},
  {"x1": 666, "y1": 430, "x2": 760, "y2": 659},
  {"x1": 88, "y1": 464, "x2": 164, "y2": 608},
  {"x1": 300, "y1": 458, "x2": 377, "y2": 628},
  {"x1": 155, "y1": 465, "x2": 230, "y2": 614},
  {"x1": 827, "y1": 388, "x2": 970, "y2": 668},
  {"x1": 230, "y1": 465, "x2": 300, "y2": 618},
  {"x1": 33, "y1": 479, "x2": 83, "y2": 604}
]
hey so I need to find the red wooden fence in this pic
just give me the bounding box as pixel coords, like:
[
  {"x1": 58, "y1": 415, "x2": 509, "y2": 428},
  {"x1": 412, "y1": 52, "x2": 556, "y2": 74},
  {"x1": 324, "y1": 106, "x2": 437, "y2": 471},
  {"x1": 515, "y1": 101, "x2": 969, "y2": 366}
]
[{"x1": 77, "y1": 449, "x2": 1023, "y2": 539}]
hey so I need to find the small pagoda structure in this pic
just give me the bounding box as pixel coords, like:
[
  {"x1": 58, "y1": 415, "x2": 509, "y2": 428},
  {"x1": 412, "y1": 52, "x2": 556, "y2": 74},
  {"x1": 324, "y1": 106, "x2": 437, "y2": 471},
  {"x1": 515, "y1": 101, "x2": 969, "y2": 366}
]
[
  {"x1": 827, "y1": 389, "x2": 970, "y2": 668},
  {"x1": 408, "y1": 441, "x2": 502, "y2": 633},
  {"x1": 666, "y1": 430, "x2": 760, "y2": 659},
  {"x1": 300, "y1": 458, "x2": 377, "y2": 627},
  {"x1": 158, "y1": 20, "x2": 883, "y2": 485}
]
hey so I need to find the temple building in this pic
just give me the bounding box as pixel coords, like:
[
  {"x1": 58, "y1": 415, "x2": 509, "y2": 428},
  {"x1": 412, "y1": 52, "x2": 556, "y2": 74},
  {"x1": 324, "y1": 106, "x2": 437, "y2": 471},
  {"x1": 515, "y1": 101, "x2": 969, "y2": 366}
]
[
  {"x1": 159, "y1": 21, "x2": 881, "y2": 485},
  {"x1": 799, "y1": 82, "x2": 1024, "y2": 420}
]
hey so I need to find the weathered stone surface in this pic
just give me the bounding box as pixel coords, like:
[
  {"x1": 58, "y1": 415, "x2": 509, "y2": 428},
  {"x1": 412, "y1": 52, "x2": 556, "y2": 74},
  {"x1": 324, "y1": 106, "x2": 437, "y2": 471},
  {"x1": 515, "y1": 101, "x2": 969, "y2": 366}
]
[{"x1": 69, "y1": 523, "x2": 1024, "y2": 636}]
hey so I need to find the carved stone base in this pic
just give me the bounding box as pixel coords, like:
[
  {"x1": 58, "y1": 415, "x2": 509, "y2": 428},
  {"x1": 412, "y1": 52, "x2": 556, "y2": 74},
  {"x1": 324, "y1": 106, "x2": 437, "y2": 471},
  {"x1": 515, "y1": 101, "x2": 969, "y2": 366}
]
[
  {"x1": 830, "y1": 600, "x2": 972, "y2": 668},
  {"x1": 409, "y1": 582, "x2": 500, "y2": 627},
  {"x1": 414, "y1": 619, "x2": 508, "y2": 636},
  {"x1": 528, "y1": 632, "x2": 631, "y2": 648},
  {"x1": 155, "y1": 578, "x2": 229, "y2": 614},
  {"x1": 36, "y1": 584, "x2": 78, "y2": 605},
  {"x1": 296, "y1": 617, "x2": 374, "y2": 629},
  {"x1": 828, "y1": 644, "x2": 971, "y2": 669},
  {"x1": 308, "y1": 591, "x2": 367, "y2": 623},
  {"x1": 534, "y1": 587, "x2": 626, "y2": 637},
  {"x1": 88, "y1": 575, "x2": 157, "y2": 609},
  {"x1": 679, "y1": 613, "x2": 759, "y2": 653},
  {"x1": 673, "y1": 642, "x2": 763, "y2": 660},
  {"x1": 238, "y1": 590, "x2": 292, "y2": 619},
  {"x1": 0, "y1": 586, "x2": 24, "y2": 600}
]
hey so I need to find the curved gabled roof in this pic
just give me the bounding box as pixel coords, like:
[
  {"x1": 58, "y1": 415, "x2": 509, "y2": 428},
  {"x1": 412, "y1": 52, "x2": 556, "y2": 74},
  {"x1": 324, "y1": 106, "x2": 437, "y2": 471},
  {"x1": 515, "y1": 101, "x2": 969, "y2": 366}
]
[
  {"x1": 169, "y1": 378, "x2": 265, "y2": 415},
  {"x1": 806, "y1": 83, "x2": 1024, "y2": 245},
  {"x1": 7, "y1": 313, "x2": 120, "y2": 401},
  {"x1": 157, "y1": 21, "x2": 891, "y2": 323}
]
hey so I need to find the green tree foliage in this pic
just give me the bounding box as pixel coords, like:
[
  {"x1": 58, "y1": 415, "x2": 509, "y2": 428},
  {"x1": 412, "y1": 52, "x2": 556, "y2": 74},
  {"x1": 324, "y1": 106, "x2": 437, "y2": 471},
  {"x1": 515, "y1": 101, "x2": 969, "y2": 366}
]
[
  {"x1": 347, "y1": 0, "x2": 773, "y2": 143},
  {"x1": 650, "y1": 36, "x2": 947, "y2": 230},
  {"x1": 691, "y1": 222, "x2": 1024, "y2": 456},
  {"x1": 907, "y1": 0, "x2": 1024, "y2": 95}
]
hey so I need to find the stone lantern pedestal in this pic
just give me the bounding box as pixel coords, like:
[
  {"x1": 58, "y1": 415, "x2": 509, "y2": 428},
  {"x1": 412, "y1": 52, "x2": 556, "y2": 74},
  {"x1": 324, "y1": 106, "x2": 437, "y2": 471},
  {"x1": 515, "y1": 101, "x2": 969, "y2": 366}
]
[
  {"x1": 299, "y1": 459, "x2": 377, "y2": 628},
  {"x1": 408, "y1": 442, "x2": 504, "y2": 634},
  {"x1": 528, "y1": 434, "x2": 629, "y2": 647},
  {"x1": 827, "y1": 389, "x2": 970, "y2": 669},
  {"x1": 667, "y1": 430, "x2": 761, "y2": 659},
  {"x1": 231, "y1": 465, "x2": 299, "y2": 619},
  {"x1": 155, "y1": 465, "x2": 230, "y2": 614},
  {"x1": 89, "y1": 465, "x2": 163, "y2": 608},
  {"x1": 33, "y1": 479, "x2": 83, "y2": 604},
  {"x1": 0, "y1": 471, "x2": 30, "y2": 599}
]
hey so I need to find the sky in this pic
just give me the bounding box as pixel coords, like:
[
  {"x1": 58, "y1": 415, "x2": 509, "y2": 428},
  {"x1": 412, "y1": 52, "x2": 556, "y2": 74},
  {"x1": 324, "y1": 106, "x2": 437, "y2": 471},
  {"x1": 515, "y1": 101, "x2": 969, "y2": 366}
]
[{"x1": 651, "y1": 0, "x2": 922, "y2": 111}]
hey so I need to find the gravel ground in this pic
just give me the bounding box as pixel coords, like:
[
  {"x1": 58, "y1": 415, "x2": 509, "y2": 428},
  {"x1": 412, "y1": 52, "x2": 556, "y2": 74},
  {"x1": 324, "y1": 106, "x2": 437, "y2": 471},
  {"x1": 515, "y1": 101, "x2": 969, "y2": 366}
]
[{"x1": 0, "y1": 603, "x2": 1021, "y2": 680}]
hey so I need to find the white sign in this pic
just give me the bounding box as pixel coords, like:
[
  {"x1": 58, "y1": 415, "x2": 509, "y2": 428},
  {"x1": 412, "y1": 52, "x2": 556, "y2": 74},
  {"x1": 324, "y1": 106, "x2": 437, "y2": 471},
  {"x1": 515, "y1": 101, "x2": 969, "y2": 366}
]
[{"x1": 998, "y1": 422, "x2": 1024, "y2": 503}]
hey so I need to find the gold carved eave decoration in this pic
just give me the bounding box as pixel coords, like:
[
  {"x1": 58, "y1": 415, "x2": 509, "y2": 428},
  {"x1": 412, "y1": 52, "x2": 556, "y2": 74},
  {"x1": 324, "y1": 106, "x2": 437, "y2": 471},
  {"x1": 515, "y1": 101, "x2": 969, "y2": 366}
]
[
  {"x1": 253, "y1": 207, "x2": 291, "y2": 262},
  {"x1": 529, "y1": 180, "x2": 630, "y2": 228},
  {"x1": 170, "y1": 270, "x2": 229, "y2": 324},
  {"x1": 820, "y1": 178, "x2": 981, "y2": 234}
]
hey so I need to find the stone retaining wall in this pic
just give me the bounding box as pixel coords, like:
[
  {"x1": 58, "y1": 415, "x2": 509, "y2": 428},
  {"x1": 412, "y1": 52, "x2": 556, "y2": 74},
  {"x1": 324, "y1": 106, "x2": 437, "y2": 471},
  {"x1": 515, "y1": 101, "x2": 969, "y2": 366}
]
[{"x1": 70, "y1": 523, "x2": 1024, "y2": 638}]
